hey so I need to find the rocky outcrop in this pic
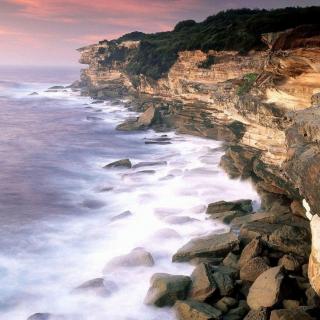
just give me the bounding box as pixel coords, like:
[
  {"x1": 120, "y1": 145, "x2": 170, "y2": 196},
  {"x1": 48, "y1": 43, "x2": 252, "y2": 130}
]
[{"x1": 78, "y1": 20, "x2": 320, "y2": 311}]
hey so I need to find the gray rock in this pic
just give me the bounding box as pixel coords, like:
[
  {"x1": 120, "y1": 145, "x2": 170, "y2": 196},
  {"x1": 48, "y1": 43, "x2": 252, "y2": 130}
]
[
  {"x1": 223, "y1": 252, "x2": 239, "y2": 269},
  {"x1": 206, "y1": 199, "x2": 252, "y2": 214},
  {"x1": 223, "y1": 300, "x2": 249, "y2": 320},
  {"x1": 104, "y1": 247, "x2": 154, "y2": 271},
  {"x1": 110, "y1": 210, "x2": 133, "y2": 222},
  {"x1": 189, "y1": 263, "x2": 217, "y2": 301},
  {"x1": 144, "y1": 273, "x2": 191, "y2": 307},
  {"x1": 174, "y1": 299, "x2": 222, "y2": 320},
  {"x1": 104, "y1": 159, "x2": 132, "y2": 169},
  {"x1": 212, "y1": 271, "x2": 234, "y2": 296},
  {"x1": 73, "y1": 278, "x2": 116, "y2": 296},
  {"x1": 214, "y1": 297, "x2": 238, "y2": 313},
  {"x1": 164, "y1": 216, "x2": 199, "y2": 225},
  {"x1": 172, "y1": 232, "x2": 239, "y2": 262},
  {"x1": 132, "y1": 161, "x2": 167, "y2": 169}
]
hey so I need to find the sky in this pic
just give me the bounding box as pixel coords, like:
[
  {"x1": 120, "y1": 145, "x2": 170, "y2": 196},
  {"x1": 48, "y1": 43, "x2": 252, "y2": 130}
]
[{"x1": 0, "y1": 0, "x2": 319, "y2": 66}]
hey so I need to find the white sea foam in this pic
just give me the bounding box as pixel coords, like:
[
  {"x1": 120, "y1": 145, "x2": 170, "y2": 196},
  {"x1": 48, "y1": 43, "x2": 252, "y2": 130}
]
[{"x1": 0, "y1": 85, "x2": 259, "y2": 320}]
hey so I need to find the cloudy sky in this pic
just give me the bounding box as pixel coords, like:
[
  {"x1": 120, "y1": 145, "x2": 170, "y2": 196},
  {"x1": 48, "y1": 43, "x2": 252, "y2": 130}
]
[{"x1": 0, "y1": 0, "x2": 319, "y2": 66}]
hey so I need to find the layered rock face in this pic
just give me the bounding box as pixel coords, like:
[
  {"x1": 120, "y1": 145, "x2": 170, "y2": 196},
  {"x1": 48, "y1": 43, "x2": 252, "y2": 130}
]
[{"x1": 78, "y1": 26, "x2": 320, "y2": 295}]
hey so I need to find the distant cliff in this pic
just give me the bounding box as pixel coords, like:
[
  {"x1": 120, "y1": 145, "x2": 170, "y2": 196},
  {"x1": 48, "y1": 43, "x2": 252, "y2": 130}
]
[{"x1": 77, "y1": 8, "x2": 320, "y2": 298}]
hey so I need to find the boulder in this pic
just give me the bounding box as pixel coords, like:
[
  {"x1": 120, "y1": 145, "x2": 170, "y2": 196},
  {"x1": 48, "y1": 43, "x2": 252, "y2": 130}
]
[
  {"x1": 223, "y1": 252, "x2": 239, "y2": 269},
  {"x1": 172, "y1": 232, "x2": 239, "y2": 262},
  {"x1": 206, "y1": 200, "x2": 252, "y2": 214},
  {"x1": 290, "y1": 200, "x2": 306, "y2": 218},
  {"x1": 268, "y1": 225, "x2": 310, "y2": 258},
  {"x1": 73, "y1": 278, "x2": 116, "y2": 296},
  {"x1": 104, "y1": 159, "x2": 132, "y2": 169},
  {"x1": 174, "y1": 300, "x2": 222, "y2": 320},
  {"x1": 104, "y1": 248, "x2": 154, "y2": 271},
  {"x1": 270, "y1": 309, "x2": 314, "y2": 320},
  {"x1": 239, "y1": 238, "x2": 263, "y2": 268},
  {"x1": 110, "y1": 210, "x2": 133, "y2": 222},
  {"x1": 247, "y1": 266, "x2": 284, "y2": 310},
  {"x1": 305, "y1": 286, "x2": 320, "y2": 307},
  {"x1": 282, "y1": 299, "x2": 300, "y2": 309},
  {"x1": 144, "y1": 273, "x2": 191, "y2": 307},
  {"x1": 240, "y1": 257, "x2": 270, "y2": 282},
  {"x1": 212, "y1": 271, "x2": 234, "y2": 296},
  {"x1": 27, "y1": 315, "x2": 52, "y2": 320},
  {"x1": 278, "y1": 255, "x2": 302, "y2": 272},
  {"x1": 223, "y1": 300, "x2": 249, "y2": 320},
  {"x1": 137, "y1": 106, "x2": 156, "y2": 127},
  {"x1": 214, "y1": 297, "x2": 238, "y2": 313},
  {"x1": 208, "y1": 210, "x2": 248, "y2": 224},
  {"x1": 189, "y1": 263, "x2": 216, "y2": 301},
  {"x1": 244, "y1": 309, "x2": 269, "y2": 320}
]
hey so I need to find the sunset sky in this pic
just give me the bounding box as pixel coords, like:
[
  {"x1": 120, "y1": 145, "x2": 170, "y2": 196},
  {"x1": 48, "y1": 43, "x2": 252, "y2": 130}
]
[{"x1": 1, "y1": 0, "x2": 319, "y2": 66}]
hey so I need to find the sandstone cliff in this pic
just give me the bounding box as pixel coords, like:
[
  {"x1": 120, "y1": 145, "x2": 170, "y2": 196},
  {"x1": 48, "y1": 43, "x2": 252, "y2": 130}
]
[{"x1": 78, "y1": 24, "x2": 320, "y2": 297}]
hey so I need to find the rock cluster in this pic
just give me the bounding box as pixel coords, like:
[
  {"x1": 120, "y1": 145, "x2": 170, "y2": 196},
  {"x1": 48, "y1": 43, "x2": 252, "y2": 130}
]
[{"x1": 144, "y1": 199, "x2": 319, "y2": 319}]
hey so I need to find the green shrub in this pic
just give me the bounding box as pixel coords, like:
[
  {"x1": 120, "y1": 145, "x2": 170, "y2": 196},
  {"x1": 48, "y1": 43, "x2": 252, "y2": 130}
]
[
  {"x1": 237, "y1": 73, "x2": 258, "y2": 96},
  {"x1": 198, "y1": 55, "x2": 216, "y2": 69}
]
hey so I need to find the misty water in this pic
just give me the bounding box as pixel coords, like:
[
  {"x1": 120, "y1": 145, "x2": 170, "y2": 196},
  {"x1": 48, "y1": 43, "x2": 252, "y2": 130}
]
[{"x1": 0, "y1": 67, "x2": 259, "y2": 320}]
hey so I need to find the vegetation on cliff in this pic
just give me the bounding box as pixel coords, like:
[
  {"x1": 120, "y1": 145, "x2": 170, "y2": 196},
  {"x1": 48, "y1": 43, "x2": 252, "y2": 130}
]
[{"x1": 100, "y1": 7, "x2": 320, "y2": 79}]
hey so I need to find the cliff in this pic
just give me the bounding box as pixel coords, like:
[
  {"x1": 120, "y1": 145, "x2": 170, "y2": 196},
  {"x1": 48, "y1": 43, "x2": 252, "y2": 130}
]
[{"x1": 77, "y1": 8, "x2": 320, "y2": 311}]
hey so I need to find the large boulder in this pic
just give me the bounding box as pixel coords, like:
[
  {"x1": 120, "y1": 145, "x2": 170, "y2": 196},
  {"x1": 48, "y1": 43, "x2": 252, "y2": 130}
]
[
  {"x1": 174, "y1": 300, "x2": 222, "y2": 320},
  {"x1": 172, "y1": 232, "x2": 239, "y2": 262},
  {"x1": 240, "y1": 257, "x2": 270, "y2": 282},
  {"x1": 206, "y1": 200, "x2": 253, "y2": 214},
  {"x1": 104, "y1": 248, "x2": 154, "y2": 271},
  {"x1": 189, "y1": 263, "x2": 217, "y2": 301},
  {"x1": 144, "y1": 273, "x2": 191, "y2": 307},
  {"x1": 309, "y1": 214, "x2": 320, "y2": 296},
  {"x1": 247, "y1": 266, "x2": 284, "y2": 310}
]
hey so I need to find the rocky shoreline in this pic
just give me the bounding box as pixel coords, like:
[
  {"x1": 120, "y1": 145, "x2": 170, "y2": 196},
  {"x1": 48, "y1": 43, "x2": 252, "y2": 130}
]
[{"x1": 26, "y1": 19, "x2": 320, "y2": 320}]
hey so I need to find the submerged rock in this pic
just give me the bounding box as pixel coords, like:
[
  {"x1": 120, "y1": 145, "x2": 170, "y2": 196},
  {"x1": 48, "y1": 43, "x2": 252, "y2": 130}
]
[
  {"x1": 29, "y1": 92, "x2": 39, "y2": 96},
  {"x1": 132, "y1": 161, "x2": 167, "y2": 169},
  {"x1": 247, "y1": 266, "x2": 284, "y2": 310},
  {"x1": 81, "y1": 199, "x2": 106, "y2": 209},
  {"x1": 144, "y1": 273, "x2": 191, "y2": 307},
  {"x1": 174, "y1": 299, "x2": 222, "y2": 320},
  {"x1": 27, "y1": 314, "x2": 65, "y2": 320},
  {"x1": 110, "y1": 210, "x2": 133, "y2": 221},
  {"x1": 104, "y1": 159, "x2": 132, "y2": 169},
  {"x1": 172, "y1": 232, "x2": 239, "y2": 262},
  {"x1": 104, "y1": 247, "x2": 154, "y2": 271},
  {"x1": 73, "y1": 278, "x2": 116, "y2": 296}
]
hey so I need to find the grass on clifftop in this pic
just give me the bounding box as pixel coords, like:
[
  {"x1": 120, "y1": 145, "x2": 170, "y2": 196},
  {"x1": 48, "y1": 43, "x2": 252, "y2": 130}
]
[{"x1": 103, "y1": 7, "x2": 320, "y2": 80}]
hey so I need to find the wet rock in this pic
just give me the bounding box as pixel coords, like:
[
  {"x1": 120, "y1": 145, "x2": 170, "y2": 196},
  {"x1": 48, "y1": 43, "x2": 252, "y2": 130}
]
[
  {"x1": 29, "y1": 92, "x2": 39, "y2": 96},
  {"x1": 73, "y1": 278, "x2": 116, "y2": 296},
  {"x1": 144, "y1": 273, "x2": 191, "y2": 307},
  {"x1": 122, "y1": 170, "x2": 156, "y2": 178},
  {"x1": 239, "y1": 238, "x2": 263, "y2": 268},
  {"x1": 212, "y1": 271, "x2": 234, "y2": 296},
  {"x1": 223, "y1": 300, "x2": 249, "y2": 320},
  {"x1": 164, "y1": 216, "x2": 199, "y2": 225},
  {"x1": 283, "y1": 299, "x2": 300, "y2": 309},
  {"x1": 81, "y1": 199, "x2": 106, "y2": 209},
  {"x1": 27, "y1": 314, "x2": 51, "y2": 320},
  {"x1": 86, "y1": 116, "x2": 104, "y2": 121},
  {"x1": 132, "y1": 161, "x2": 167, "y2": 169},
  {"x1": 214, "y1": 297, "x2": 238, "y2": 313},
  {"x1": 151, "y1": 228, "x2": 181, "y2": 239},
  {"x1": 91, "y1": 100, "x2": 104, "y2": 104},
  {"x1": 110, "y1": 210, "x2": 133, "y2": 222},
  {"x1": 172, "y1": 232, "x2": 239, "y2": 262},
  {"x1": 207, "y1": 210, "x2": 248, "y2": 224},
  {"x1": 145, "y1": 140, "x2": 172, "y2": 145},
  {"x1": 174, "y1": 299, "x2": 222, "y2": 320},
  {"x1": 244, "y1": 309, "x2": 269, "y2": 320},
  {"x1": 104, "y1": 159, "x2": 132, "y2": 169},
  {"x1": 231, "y1": 211, "x2": 279, "y2": 228},
  {"x1": 247, "y1": 266, "x2": 284, "y2": 310},
  {"x1": 240, "y1": 257, "x2": 270, "y2": 282},
  {"x1": 278, "y1": 255, "x2": 302, "y2": 272},
  {"x1": 206, "y1": 199, "x2": 253, "y2": 214},
  {"x1": 270, "y1": 309, "x2": 314, "y2": 320},
  {"x1": 189, "y1": 263, "x2": 217, "y2": 301},
  {"x1": 104, "y1": 248, "x2": 154, "y2": 271},
  {"x1": 212, "y1": 265, "x2": 239, "y2": 279},
  {"x1": 223, "y1": 252, "x2": 239, "y2": 269},
  {"x1": 48, "y1": 86, "x2": 65, "y2": 90}
]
